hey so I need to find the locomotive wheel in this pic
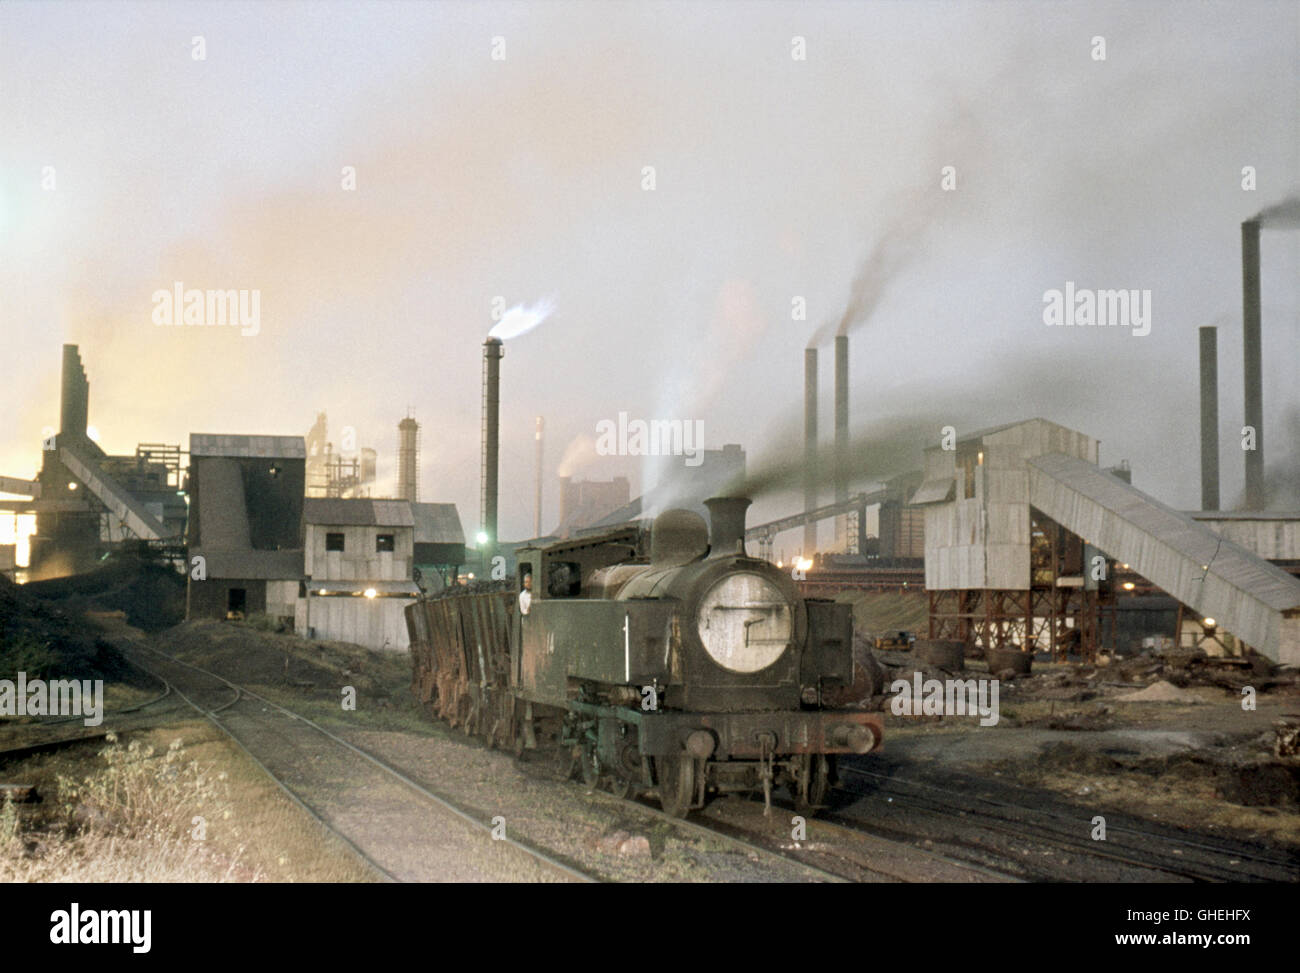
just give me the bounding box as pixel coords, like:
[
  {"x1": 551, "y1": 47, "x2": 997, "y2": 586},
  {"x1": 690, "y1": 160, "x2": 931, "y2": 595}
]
[
  {"x1": 575, "y1": 745, "x2": 600, "y2": 787},
  {"x1": 606, "y1": 778, "x2": 633, "y2": 799},
  {"x1": 511, "y1": 718, "x2": 527, "y2": 759},
  {"x1": 655, "y1": 755, "x2": 695, "y2": 818},
  {"x1": 790, "y1": 754, "x2": 832, "y2": 813}
]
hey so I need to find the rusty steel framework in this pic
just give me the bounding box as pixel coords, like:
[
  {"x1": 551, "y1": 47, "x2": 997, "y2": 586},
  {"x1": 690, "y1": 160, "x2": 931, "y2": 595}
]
[
  {"x1": 926, "y1": 510, "x2": 1115, "y2": 662},
  {"x1": 926, "y1": 588, "x2": 1108, "y2": 662}
]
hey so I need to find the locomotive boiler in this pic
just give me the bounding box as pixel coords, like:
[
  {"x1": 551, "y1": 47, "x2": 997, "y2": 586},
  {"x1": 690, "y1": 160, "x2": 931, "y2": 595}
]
[{"x1": 406, "y1": 497, "x2": 882, "y2": 817}]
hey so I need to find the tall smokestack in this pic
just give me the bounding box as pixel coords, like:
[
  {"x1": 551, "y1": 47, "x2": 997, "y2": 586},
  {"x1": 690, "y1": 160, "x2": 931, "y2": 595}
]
[
  {"x1": 533, "y1": 415, "x2": 544, "y2": 538},
  {"x1": 1242, "y1": 220, "x2": 1263, "y2": 510},
  {"x1": 834, "y1": 334, "x2": 849, "y2": 548},
  {"x1": 1199, "y1": 327, "x2": 1219, "y2": 511},
  {"x1": 397, "y1": 416, "x2": 419, "y2": 502},
  {"x1": 60, "y1": 344, "x2": 88, "y2": 440},
  {"x1": 480, "y1": 337, "x2": 503, "y2": 553},
  {"x1": 803, "y1": 348, "x2": 818, "y2": 553}
]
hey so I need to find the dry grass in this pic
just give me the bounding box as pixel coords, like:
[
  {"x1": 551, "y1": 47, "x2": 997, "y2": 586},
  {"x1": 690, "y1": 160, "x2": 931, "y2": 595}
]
[{"x1": 1, "y1": 722, "x2": 379, "y2": 882}]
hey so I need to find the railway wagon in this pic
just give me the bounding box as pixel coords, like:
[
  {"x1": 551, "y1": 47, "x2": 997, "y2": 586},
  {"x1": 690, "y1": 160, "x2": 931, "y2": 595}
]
[{"x1": 406, "y1": 497, "x2": 883, "y2": 816}]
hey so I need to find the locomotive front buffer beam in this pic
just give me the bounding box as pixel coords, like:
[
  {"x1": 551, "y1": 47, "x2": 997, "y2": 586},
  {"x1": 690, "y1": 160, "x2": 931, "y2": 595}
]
[{"x1": 637, "y1": 709, "x2": 883, "y2": 760}]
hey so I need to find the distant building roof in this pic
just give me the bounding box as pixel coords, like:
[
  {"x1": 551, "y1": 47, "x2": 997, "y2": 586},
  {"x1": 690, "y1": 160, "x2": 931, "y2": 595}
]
[
  {"x1": 304, "y1": 498, "x2": 414, "y2": 527},
  {"x1": 924, "y1": 418, "x2": 1097, "y2": 449},
  {"x1": 411, "y1": 502, "x2": 465, "y2": 545},
  {"x1": 190, "y1": 434, "x2": 307, "y2": 459},
  {"x1": 910, "y1": 477, "x2": 956, "y2": 505},
  {"x1": 1188, "y1": 511, "x2": 1300, "y2": 522},
  {"x1": 952, "y1": 420, "x2": 1027, "y2": 444}
]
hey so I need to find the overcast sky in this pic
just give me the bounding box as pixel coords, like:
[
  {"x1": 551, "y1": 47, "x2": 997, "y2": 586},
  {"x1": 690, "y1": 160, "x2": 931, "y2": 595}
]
[{"x1": 1, "y1": 0, "x2": 1297, "y2": 554}]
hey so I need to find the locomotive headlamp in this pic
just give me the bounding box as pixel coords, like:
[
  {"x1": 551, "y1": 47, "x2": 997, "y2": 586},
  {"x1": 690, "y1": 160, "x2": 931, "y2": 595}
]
[{"x1": 696, "y1": 572, "x2": 793, "y2": 673}]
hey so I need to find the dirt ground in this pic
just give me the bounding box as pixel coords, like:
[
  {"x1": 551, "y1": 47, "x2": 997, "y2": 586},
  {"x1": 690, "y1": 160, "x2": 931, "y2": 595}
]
[{"x1": 872, "y1": 650, "x2": 1300, "y2": 849}]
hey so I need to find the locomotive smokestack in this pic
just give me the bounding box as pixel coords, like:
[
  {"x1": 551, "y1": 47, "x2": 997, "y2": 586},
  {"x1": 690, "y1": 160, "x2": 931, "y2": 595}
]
[
  {"x1": 1242, "y1": 220, "x2": 1263, "y2": 510},
  {"x1": 1199, "y1": 326, "x2": 1220, "y2": 511},
  {"x1": 480, "y1": 337, "x2": 503, "y2": 553},
  {"x1": 834, "y1": 334, "x2": 849, "y2": 546},
  {"x1": 803, "y1": 347, "x2": 818, "y2": 553},
  {"x1": 705, "y1": 496, "x2": 751, "y2": 556}
]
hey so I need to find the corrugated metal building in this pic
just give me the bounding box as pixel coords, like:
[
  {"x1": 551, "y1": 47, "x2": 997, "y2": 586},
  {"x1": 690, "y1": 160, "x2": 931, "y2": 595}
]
[
  {"x1": 298, "y1": 498, "x2": 420, "y2": 651},
  {"x1": 1188, "y1": 512, "x2": 1300, "y2": 563},
  {"x1": 907, "y1": 418, "x2": 1300, "y2": 662},
  {"x1": 186, "y1": 433, "x2": 306, "y2": 623},
  {"x1": 411, "y1": 501, "x2": 466, "y2": 590},
  {"x1": 1029, "y1": 454, "x2": 1300, "y2": 664},
  {"x1": 915, "y1": 419, "x2": 1098, "y2": 591}
]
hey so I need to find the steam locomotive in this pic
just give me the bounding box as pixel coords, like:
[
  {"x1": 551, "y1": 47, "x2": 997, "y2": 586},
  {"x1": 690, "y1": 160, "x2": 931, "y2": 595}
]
[{"x1": 405, "y1": 497, "x2": 882, "y2": 817}]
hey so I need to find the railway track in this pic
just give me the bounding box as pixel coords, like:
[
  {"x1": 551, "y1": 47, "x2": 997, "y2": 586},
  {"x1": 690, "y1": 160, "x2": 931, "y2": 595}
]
[
  {"x1": 835, "y1": 762, "x2": 1298, "y2": 882},
  {"x1": 0, "y1": 663, "x2": 181, "y2": 761},
  {"x1": 667, "y1": 795, "x2": 1018, "y2": 883},
  {"x1": 114, "y1": 643, "x2": 600, "y2": 883}
]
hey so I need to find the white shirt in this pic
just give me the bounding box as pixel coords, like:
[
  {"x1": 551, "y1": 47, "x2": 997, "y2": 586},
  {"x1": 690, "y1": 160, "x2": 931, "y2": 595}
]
[{"x1": 518, "y1": 589, "x2": 532, "y2": 615}]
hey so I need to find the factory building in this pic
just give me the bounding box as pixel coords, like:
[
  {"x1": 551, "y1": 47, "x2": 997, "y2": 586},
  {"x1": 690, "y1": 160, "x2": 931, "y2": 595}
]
[
  {"x1": 877, "y1": 471, "x2": 926, "y2": 560},
  {"x1": 18, "y1": 346, "x2": 187, "y2": 579},
  {"x1": 581, "y1": 445, "x2": 747, "y2": 537},
  {"x1": 298, "y1": 498, "x2": 422, "y2": 650},
  {"x1": 911, "y1": 418, "x2": 1300, "y2": 665},
  {"x1": 553, "y1": 476, "x2": 630, "y2": 537},
  {"x1": 185, "y1": 433, "x2": 306, "y2": 625},
  {"x1": 410, "y1": 501, "x2": 466, "y2": 592}
]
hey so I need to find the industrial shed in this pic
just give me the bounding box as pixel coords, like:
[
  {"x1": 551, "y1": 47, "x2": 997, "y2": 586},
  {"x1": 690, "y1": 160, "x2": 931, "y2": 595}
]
[
  {"x1": 297, "y1": 498, "x2": 421, "y2": 650},
  {"x1": 410, "y1": 501, "x2": 466, "y2": 591},
  {"x1": 185, "y1": 433, "x2": 306, "y2": 625},
  {"x1": 910, "y1": 419, "x2": 1105, "y2": 657},
  {"x1": 915, "y1": 419, "x2": 1099, "y2": 591},
  {"x1": 1028, "y1": 453, "x2": 1300, "y2": 664},
  {"x1": 1188, "y1": 511, "x2": 1300, "y2": 564}
]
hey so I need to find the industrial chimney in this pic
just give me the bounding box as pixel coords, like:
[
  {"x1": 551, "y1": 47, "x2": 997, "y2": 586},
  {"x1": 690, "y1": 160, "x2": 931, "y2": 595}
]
[
  {"x1": 60, "y1": 344, "x2": 89, "y2": 440},
  {"x1": 1199, "y1": 327, "x2": 1219, "y2": 511},
  {"x1": 480, "y1": 337, "x2": 503, "y2": 553},
  {"x1": 1242, "y1": 220, "x2": 1264, "y2": 510},
  {"x1": 834, "y1": 334, "x2": 849, "y2": 548},
  {"x1": 533, "y1": 415, "x2": 544, "y2": 538},
  {"x1": 397, "y1": 416, "x2": 420, "y2": 502},
  {"x1": 803, "y1": 348, "x2": 818, "y2": 553}
]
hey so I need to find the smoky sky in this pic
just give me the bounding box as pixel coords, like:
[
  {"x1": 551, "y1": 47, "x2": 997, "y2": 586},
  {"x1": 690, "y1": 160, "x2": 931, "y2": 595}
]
[{"x1": 1, "y1": 1, "x2": 1297, "y2": 549}]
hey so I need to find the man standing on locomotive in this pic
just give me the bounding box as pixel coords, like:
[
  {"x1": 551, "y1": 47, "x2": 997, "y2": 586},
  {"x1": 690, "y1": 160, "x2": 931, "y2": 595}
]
[{"x1": 518, "y1": 573, "x2": 533, "y2": 615}]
